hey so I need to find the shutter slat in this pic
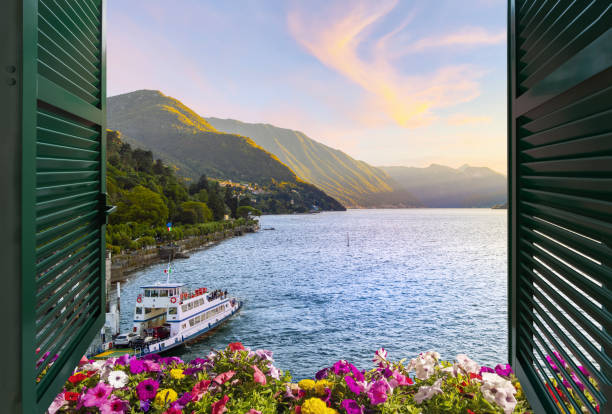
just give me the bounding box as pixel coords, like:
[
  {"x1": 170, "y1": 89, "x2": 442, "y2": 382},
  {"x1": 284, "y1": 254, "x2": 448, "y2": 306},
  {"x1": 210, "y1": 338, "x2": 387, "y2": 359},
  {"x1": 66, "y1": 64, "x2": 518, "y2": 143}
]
[
  {"x1": 521, "y1": 157, "x2": 612, "y2": 175},
  {"x1": 37, "y1": 156, "x2": 100, "y2": 171},
  {"x1": 37, "y1": 142, "x2": 99, "y2": 160},
  {"x1": 520, "y1": 0, "x2": 573, "y2": 50},
  {"x1": 36, "y1": 221, "x2": 98, "y2": 257},
  {"x1": 520, "y1": 108, "x2": 612, "y2": 147},
  {"x1": 520, "y1": 264, "x2": 612, "y2": 374},
  {"x1": 36, "y1": 258, "x2": 99, "y2": 321},
  {"x1": 49, "y1": 0, "x2": 100, "y2": 44},
  {"x1": 35, "y1": 210, "x2": 98, "y2": 245},
  {"x1": 518, "y1": 300, "x2": 599, "y2": 413},
  {"x1": 35, "y1": 199, "x2": 98, "y2": 230},
  {"x1": 521, "y1": 133, "x2": 612, "y2": 161},
  {"x1": 521, "y1": 189, "x2": 612, "y2": 222},
  {"x1": 38, "y1": 30, "x2": 98, "y2": 84},
  {"x1": 37, "y1": 180, "x2": 99, "y2": 201},
  {"x1": 37, "y1": 170, "x2": 100, "y2": 186},
  {"x1": 38, "y1": 61, "x2": 99, "y2": 106}
]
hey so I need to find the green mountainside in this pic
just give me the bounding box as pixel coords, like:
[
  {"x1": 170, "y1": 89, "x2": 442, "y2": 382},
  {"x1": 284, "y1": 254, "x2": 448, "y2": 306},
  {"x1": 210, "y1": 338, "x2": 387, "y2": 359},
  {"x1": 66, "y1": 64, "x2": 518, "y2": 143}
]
[
  {"x1": 107, "y1": 90, "x2": 344, "y2": 212},
  {"x1": 206, "y1": 117, "x2": 420, "y2": 208},
  {"x1": 379, "y1": 164, "x2": 507, "y2": 208}
]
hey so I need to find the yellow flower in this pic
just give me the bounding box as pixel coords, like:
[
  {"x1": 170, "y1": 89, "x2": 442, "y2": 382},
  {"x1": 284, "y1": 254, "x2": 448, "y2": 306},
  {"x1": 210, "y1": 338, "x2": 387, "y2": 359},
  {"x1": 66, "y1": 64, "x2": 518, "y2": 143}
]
[
  {"x1": 314, "y1": 379, "x2": 332, "y2": 395},
  {"x1": 298, "y1": 379, "x2": 316, "y2": 391},
  {"x1": 155, "y1": 388, "x2": 178, "y2": 405},
  {"x1": 301, "y1": 397, "x2": 335, "y2": 414},
  {"x1": 170, "y1": 368, "x2": 185, "y2": 380}
]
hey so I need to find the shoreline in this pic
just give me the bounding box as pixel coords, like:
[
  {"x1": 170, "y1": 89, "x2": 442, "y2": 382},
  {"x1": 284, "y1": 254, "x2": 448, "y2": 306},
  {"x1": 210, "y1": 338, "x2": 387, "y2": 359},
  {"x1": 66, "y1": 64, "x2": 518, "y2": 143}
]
[{"x1": 109, "y1": 222, "x2": 259, "y2": 283}]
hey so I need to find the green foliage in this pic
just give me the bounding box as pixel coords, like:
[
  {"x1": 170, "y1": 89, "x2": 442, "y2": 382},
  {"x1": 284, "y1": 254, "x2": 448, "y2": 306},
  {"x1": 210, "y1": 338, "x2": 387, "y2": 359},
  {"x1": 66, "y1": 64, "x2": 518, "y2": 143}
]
[
  {"x1": 236, "y1": 205, "x2": 262, "y2": 219},
  {"x1": 180, "y1": 201, "x2": 213, "y2": 224},
  {"x1": 114, "y1": 185, "x2": 169, "y2": 226}
]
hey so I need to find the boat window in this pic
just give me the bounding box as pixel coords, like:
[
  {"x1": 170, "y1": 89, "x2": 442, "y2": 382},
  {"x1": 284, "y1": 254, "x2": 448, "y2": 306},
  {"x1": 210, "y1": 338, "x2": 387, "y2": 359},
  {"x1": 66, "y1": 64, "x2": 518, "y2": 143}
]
[
  {"x1": 151, "y1": 290, "x2": 159, "y2": 297},
  {"x1": 188, "y1": 302, "x2": 194, "y2": 310},
  {"x1": 160, "y1": 289, "x2": 168, "y2": 297},
  {"x1": 195, "y1": 316, "x2": 201, "y2": 323},
  {"x1": 168, "y1": 307, "x2": 177, "y2": 315},
  {"x1": 144, "y1": 289, "x2": 151, "y2": 297},
  {"x1": 145, "y1": 308, "x2": 152, "y2": 314},
  {"x1": 136, "y1": 307, "x2": 142, "y2": 314},
  {"x1": 182, "y1": 304, "x2": 187, "y2": 312},
  {"x1": 189, "y1": 318, "x2": 195, "y2": 327},
  {"x1": 199, "y1": 298, "x2": 204, "y2": 306},
  {"x1": 182, "y1": 324, "x2": 186, "y2": 329}
]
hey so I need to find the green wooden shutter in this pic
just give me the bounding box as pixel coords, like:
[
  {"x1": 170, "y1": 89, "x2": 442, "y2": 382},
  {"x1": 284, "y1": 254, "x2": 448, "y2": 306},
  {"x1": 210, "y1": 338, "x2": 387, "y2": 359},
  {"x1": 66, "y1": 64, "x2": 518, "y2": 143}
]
[
  {"x1": 15, "y1": 0, "x2": 108, "y2": 411},
  {"x1": 509, "y1": 1, "x2": 611, "y2": 412}
]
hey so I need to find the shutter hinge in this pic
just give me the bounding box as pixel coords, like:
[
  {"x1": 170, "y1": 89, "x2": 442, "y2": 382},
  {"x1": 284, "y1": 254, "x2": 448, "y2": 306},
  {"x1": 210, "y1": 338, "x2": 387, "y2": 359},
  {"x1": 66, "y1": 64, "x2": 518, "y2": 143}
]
[{"x1": 99, "y1": 192, "x2": 116, "y2": 225}]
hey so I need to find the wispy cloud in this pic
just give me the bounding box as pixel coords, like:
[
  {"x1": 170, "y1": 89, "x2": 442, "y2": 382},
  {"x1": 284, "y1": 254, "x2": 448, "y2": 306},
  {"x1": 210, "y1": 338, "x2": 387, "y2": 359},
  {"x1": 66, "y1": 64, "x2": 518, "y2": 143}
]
[
  {"x1": 402, "y1": 27, "x2": 505, "y2": 54},
  {"x1": 287, "y1": 1, "x2": 491, "y2": 128}
]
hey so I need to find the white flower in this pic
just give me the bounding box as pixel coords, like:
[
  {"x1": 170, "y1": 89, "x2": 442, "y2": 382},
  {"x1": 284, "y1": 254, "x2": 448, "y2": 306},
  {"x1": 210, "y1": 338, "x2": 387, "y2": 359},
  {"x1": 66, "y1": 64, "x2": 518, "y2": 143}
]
[
  {"x1": 107, "y1": 370, "x2": 129, "y2": 388},
  {"x1": 481, "y1": 373, "x2": 517, "y2": 414},
  {"x1": 268, "y1": 364, "x2": 280, "y2": 380},
  {"x1": 413, "y1": 379, "x2": 443, "y2": 403},
  {"x1": 407, "y1": 351, "x2": 438, "y2": 380},
  {"x1": 80, "y1": 360, "x2": 105, "y2": 372},
  {"x1": 456, "y1": 354, "x2": 480, "y2": 374},
  {"x1": 373, "y1": 348, "x2": 388, "y2": 366}
]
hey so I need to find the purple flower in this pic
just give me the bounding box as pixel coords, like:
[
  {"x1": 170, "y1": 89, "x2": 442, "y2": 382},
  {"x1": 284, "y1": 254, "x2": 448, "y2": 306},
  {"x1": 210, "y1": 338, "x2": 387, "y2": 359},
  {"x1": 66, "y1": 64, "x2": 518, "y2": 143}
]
[
  {"x1": 82, "y1": 382, "x2": 112, "y2": 408},
  {"x1": 494, "y1": 364, "x2": 513, "y2": 377},
  {"x1": 571, "y1": 373, "x2": 586, "y2": 392},
  {"x1": 578, "y1": 366, "x2": 590, "y2": 378},
  {"x1": 315, "y1": 368, "x2": 329, "y2": 380},
  {"x1": 333, "y1": 360, "x2": 352, "y2": 375},
  {"x1": 341, "y1": 399, "x2": 364, "y2": 414},
  {"x1": 115, "y1": 354, "x2": 130, "y2": 366},
  {"x1": 552, "y1": 351, "x2": 566, "y2": 369},
  {"x1": 136, "y1": 378, "x2": 159, "y2": 401},
  {"x1": 36, "y1": 351, "x2": 51, "y2": 368},
  {"x1": 129, "y1": 358, "x2": 145, "y2": 374},
  {"x1": 159, "y1": 356, "x2": 184, "y2": 365},
  {"x1": 345, "y1": 375, "x2": 362, "y2": 395},
  {"x1": 51, "y1": 354, "x2": 59, "y2": 363},
  {"x1": 143, "y1": 360, "x2": 160, "y2": 372},
  {"x1": 176, "y1": 392, "x2": 193, "y2": 407},
  {"x1": 255, "y1": 349, "x2": 274, "y2": 362},
  {"x1": 367, "y1": 380, "x2": 390, "y2": 405},
  {"x1": 480, "y1": 366, "x2": 495, "y2": 374},
  {"x1": 139, "y1": 400, "x2": 150, "y2": 412},
  {"x1": 190, "y1": 358, "x2": 207, "y2": 366},
  {"x1": 184, "y1": 367, "x2": 203, "y2": 376},
  {"x1": 350, "y1": 366, "x2": 365, "y2": 382},
  {"x1": 142, "y1": 353, "x2": 160, "y2": 361},
  {"x1": 382, "y1": 367, "x2": 393, "y2": 378},
  {"x1": 100, "y1": 396, "x2": 128, "y2": 414},
  {"x1": 546, "y1": 355, "x2": 559, "y2": 372}
]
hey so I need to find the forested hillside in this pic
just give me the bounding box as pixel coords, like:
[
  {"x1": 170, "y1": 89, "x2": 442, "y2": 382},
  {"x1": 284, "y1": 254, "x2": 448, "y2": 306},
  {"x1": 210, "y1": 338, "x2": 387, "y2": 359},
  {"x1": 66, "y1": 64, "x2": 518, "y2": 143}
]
[{"x1": 206, "y1": 117, "x2": 421, "y2": 208}]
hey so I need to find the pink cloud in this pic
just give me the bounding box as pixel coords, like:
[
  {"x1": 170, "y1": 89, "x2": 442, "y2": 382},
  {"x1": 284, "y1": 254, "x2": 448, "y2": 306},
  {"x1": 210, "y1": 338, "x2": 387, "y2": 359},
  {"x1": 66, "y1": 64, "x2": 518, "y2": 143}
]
[
  {"x1": 446, "y1": 113, "x2": 492, "y2": 126},
  {"x1": 287, "y1": 1, "x2": 490, "y2": 128}
]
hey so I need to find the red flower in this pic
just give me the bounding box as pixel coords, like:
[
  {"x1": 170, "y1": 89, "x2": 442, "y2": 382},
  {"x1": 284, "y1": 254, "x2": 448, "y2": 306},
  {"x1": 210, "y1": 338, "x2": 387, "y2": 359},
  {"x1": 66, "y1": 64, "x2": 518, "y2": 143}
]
[
  {"x1": 64, "y1": 391, "x2": 79, "y2": 402},
  {"x1": 546, "y1": 384, "x2": 558, "y2": 403},
  {"x1": 191, "y1": 379, "x2": 211, "y2": 402},
  {"x1": 228, "y1": 342, "x2": 245, "y2": 351},
  {"x1": 85, "y1": 370, "x2": 97, "y2": 377},
  {"x1": 163, "y1": 408, "x2": 183, "y2": 414},
  {"x1": 467, "y1": 410, "x2": 476, "y2": 414},
  {"x1": 469, "y1": 373, "x2": 482, "y2": 381},
  {"x1": 295, "y1": 406, "x2": 301, "y2": 414},
  {"x1": 213, "y1": 371, "x2": 236, "y2": 385},
  {"x1": 68, "y1": 373, "x2": 87, "y2": 384},
  {"x1": 211, "y1": 395, "x2": 230, "y2": 414}
]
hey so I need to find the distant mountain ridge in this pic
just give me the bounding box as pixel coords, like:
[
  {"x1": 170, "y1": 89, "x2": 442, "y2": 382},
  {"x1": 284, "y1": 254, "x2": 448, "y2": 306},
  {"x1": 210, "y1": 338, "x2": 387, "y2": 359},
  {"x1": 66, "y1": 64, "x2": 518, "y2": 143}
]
[
  {"x1": 206, "y1": 117, "x2": 420, "y2": 208},
  {"x1": 379, "y1": 164, "x2": 507, "y2": 208},
  {"x1": 107, "y1": 90, "x2": 345, "y2": 211}
]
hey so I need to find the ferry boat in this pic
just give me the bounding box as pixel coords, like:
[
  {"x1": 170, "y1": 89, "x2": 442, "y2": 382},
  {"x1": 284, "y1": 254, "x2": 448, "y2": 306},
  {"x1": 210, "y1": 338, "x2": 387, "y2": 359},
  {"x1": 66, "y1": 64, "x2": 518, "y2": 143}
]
[{"x1": 91, "y1": 270, "x2": 242, "y2": 359}]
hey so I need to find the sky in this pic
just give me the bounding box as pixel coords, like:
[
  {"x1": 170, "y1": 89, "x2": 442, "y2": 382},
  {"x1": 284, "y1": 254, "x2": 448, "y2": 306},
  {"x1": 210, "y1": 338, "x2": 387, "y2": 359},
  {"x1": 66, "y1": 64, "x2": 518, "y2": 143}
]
[{"x1": 107, "y1": 0, "x2": 507, "y2": 174}]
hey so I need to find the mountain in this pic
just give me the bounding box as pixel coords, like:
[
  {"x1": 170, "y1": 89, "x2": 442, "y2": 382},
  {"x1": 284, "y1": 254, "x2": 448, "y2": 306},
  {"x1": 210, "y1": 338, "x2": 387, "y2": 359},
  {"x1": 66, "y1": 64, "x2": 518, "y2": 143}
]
[
  {"x1": 205, "y1": 117, "x2": 420, "y2": 208},
  {"x1": 379, "y1": 164, "x2": 507, "y2": 208},
  {"x1": 107, "y1": 90, "x2": 345, "y2": 211}
]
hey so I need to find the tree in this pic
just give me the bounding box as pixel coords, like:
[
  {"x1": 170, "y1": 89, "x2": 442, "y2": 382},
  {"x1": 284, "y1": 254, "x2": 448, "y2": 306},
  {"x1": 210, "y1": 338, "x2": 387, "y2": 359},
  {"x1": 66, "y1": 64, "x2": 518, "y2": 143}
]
[
  {"x1": 224, "y1": 185, "x2": 238, "y2": 218},
  {"x1": 115, "y1": 185, "x2": 169, "y2": 226},
  {"x1": 207, "y1": 182, "x2": 227, "y2": 221},
  {"x1": 179, "y1": 201, "x2": 213, "y2": 224},
  {"x1": 236, "y1": 205, "x2": 261, "y2": 219}
]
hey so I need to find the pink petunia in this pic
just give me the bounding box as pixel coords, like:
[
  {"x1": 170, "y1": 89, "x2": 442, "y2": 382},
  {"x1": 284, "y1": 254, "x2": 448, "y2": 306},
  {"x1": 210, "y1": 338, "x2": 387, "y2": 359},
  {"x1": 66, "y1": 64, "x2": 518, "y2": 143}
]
[
  {"x1": 252, "y1": 365, "x2": 267, "y2": 385},
  {"x1": 82, "y1": 382, "x2": 112, "y2": 408},
  {"x1": 99, "y1": 396, "x2": 128, "y2": 414},
  {"x1": 367, "y1": 380, "x2": 390, "y2": 405},
  {"x1": 191, "y1": 379, "x2": 212, "y2": 402},
  {"x1": 213, "y1": 370, "x2": 236, "y2": 385},
  {"x1": 211, "y1": 395, "x2": 230, "y2": 414}
]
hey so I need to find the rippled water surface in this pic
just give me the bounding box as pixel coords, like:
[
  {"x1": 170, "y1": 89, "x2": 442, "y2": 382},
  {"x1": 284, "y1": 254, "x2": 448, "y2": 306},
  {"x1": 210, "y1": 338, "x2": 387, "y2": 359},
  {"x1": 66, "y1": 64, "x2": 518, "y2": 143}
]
[{"x1": 119, "y1": 209, "x2": 507, "y2": 379}]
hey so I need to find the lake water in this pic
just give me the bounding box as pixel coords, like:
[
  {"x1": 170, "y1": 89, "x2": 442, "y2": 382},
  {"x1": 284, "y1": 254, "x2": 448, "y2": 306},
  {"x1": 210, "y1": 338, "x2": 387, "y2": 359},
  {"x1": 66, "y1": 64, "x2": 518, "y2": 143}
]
[{"x1": 118, "y1": 209, "x2": 507, "y2": 379}]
